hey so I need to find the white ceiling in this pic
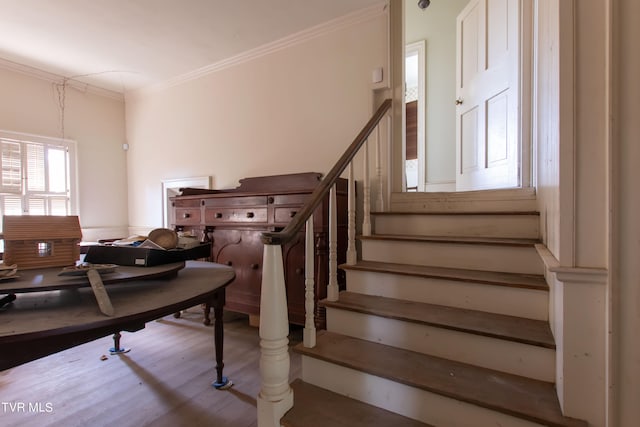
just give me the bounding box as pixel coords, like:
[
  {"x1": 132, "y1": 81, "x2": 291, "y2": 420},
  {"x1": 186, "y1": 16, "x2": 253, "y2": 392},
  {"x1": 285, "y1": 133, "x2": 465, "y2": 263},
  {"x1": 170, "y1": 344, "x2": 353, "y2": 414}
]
[{"x1": 0, "y1": 0, "x2": 382, "y2": 94}]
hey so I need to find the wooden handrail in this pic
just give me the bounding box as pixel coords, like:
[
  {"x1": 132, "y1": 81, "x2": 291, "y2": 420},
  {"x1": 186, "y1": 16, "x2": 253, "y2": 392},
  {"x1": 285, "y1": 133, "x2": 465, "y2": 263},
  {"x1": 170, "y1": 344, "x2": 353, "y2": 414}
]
[{"x1": 261, "y1": 98, "x2": 392, "y2": 246}]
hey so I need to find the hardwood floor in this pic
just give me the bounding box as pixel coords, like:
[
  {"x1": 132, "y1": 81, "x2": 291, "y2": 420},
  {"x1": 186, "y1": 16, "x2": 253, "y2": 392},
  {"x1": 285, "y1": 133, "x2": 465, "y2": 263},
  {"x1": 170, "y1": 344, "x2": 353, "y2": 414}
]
[{"x1": 0, "y1": 310, "x2": 302, "y2": 427}]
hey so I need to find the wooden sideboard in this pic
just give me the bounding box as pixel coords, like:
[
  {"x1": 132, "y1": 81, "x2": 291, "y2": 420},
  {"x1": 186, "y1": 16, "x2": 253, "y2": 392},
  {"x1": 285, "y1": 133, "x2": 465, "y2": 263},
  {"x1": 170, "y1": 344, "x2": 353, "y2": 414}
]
[{"x1": 170, "y1": 173, "x2": 347, "y2": 327}]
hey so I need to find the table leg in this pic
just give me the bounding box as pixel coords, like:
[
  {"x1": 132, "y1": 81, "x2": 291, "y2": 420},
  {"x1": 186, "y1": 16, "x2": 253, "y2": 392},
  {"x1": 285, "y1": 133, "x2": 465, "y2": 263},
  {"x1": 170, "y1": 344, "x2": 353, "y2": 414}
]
[
  {"x1": 202, "y1": 303, "x2": 211, "y2": 325},
  {"x1": 211, "y1": 290, "x2": 232, "y2": 390},
  {"x1": 0, "y1": 293, "x2": 16, "y2": 308}
]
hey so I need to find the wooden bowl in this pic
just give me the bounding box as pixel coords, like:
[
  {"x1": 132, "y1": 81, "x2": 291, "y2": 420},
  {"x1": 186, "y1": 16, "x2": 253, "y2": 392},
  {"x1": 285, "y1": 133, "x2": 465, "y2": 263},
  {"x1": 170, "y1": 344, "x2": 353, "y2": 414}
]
[{"x1": 148, "y1": 228, "x2": 178, "y2": 250}]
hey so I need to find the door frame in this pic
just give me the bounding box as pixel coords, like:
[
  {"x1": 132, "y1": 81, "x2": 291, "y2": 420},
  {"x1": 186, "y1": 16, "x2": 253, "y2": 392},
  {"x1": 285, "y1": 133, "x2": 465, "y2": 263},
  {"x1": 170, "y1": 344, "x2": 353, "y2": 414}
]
[{"x1": 405, "y1": 40, "x2": 426, "y2": 191}]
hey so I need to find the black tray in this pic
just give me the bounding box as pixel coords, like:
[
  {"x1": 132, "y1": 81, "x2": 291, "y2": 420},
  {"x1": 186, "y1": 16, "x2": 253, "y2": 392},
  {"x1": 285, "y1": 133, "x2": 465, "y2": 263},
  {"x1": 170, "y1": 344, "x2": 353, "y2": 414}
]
[{"x1": 84, "y1": 243, "x2": 211, "y2": 267}]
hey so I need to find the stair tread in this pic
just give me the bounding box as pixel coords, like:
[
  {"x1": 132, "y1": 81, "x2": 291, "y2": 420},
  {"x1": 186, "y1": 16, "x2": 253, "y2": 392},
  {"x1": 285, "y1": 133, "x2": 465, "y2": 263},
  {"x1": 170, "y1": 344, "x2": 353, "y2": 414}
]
[
  {"x1": 322, "y1": 292, "x2": 555, "y2": 348},
  {"x1": 372, "y1": 210, "x2": 540, "y2": 216},
  {"x1": 340, "y1": 260, "x2": 548, "y2": 290},
  {"x1": 360, "y1": 234, "x2": 540, "y2": 246},
  {"x1": 295, "y1": 331, "x2": 587, "y2": 427},
  {"x1": 282, "y1": 379, "x2": 433, "y2": 427}
]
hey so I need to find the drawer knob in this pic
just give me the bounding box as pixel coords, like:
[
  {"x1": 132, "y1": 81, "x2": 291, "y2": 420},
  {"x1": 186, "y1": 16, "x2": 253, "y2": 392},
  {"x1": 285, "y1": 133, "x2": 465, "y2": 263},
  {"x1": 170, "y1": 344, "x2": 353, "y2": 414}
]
[
  {"x1": 295, "y1": 268, "x2": 304, "y2": 275},
  {"x1": 246, "y1": 212, "x2": 255, "y2": 218},
  {"x1": 289, "y1": 211, "x2": 297, "y2": 218},
  {"x1": 268, "y1": 197, "x2": 275, "y2": 204},
  {"x1": 215, "y1": 212, "x2": 222, "y2": 219},
  {"x1": 250, "y1": 263, "x2": 260, "y2": 270},
  {"x1": 183, "y1": 213, "x2": 190, "y2": 219}
]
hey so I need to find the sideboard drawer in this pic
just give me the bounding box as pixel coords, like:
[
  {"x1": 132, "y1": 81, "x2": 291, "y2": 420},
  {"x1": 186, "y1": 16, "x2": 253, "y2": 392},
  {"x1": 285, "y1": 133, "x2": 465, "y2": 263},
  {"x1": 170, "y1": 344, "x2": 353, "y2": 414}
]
[
  {"x1": 173, "y1": 198, "x2": 201, "y2": 208},
  {"x1": 274, "y1": 207, "x2": 300, "y2": 223},
  {"x1": 203, "y1": 196, "x2": 267, "y2": 207},
  {"x1": 175, "y1": 208, "x2": 201, "y2": 225},
  {"x1": 271, "y1": 194, "x2": 310, "y2": 205},
  {"x1": 204, "y1": 207, "x2": 268, "y2": 224}
]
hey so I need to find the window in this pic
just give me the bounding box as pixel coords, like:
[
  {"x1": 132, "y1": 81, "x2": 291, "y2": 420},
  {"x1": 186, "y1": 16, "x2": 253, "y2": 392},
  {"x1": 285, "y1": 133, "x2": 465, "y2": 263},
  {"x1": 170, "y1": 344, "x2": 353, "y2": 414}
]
[{"x1": 0, "y1": 131, "x2": 77, "y2": 227}]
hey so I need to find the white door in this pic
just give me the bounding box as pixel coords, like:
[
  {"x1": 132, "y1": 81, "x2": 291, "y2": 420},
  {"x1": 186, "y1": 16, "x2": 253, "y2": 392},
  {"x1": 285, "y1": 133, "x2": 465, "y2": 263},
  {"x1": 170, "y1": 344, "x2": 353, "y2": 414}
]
[{"x1": 455, "y1": 0, "x2": 520, "y2": 191}]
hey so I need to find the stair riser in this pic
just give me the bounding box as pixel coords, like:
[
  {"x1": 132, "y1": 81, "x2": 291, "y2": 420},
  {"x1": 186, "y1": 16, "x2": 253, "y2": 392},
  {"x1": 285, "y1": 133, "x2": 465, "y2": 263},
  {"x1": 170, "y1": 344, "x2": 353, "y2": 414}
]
[
  {"x1": 374, "y1": 214, "x2": 539, "y2": 239},
  {"x1": 344, "y1": 270, "x2": 548, "y2": 320},
  {"x1": 389, "y1": 188, "x2": 538, "y2": 213},
  {"x1": 361, "y1": 240, "x2": 544, "y2": 274},
  {"x1": 326, "y1": 308, "x2": 555, "y2": 382},
  {"x1": 301, "y1": 356, "x2": 547, "y2": 427}
]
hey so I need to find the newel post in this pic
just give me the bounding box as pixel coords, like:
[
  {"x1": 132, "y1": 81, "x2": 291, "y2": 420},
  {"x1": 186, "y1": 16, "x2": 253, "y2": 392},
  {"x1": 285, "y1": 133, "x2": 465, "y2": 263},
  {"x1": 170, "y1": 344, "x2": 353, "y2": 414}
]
[{"x1": 257, "y1": 244, "x2": 293, "y2": 427}]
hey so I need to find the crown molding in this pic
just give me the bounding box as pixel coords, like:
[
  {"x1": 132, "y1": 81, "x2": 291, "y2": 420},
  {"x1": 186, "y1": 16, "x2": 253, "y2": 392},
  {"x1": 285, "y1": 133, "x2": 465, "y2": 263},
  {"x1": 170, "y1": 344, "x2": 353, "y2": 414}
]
[
  {"x1": 0, "y1": 57, "x2": 124, "y2": 101},
  {"x1": 127, "y1": 2, "x2": 388, "y2": 100}
]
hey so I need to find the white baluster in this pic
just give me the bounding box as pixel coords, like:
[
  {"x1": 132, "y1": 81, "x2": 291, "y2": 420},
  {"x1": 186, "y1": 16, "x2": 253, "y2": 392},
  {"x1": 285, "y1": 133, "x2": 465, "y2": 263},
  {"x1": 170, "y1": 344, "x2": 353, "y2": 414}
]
[
  {"x1": 327, "y1": 184, "x2": 339, "y2": 301},
  {"x1": 346, "y1": 161, "x2": 357, "y2": 265},
  {"x1": 257, "y1": 244, "x2": 293, "y2": 427},
  {"x1": 362, "y1": 139, "x2": 372, "y2": 236},
  {"x1": 303, "y1": 215, "x2": 316, "y2": 348},
  {"x1": 375, "y1": 123, "x2": 384, "y2": 212}
]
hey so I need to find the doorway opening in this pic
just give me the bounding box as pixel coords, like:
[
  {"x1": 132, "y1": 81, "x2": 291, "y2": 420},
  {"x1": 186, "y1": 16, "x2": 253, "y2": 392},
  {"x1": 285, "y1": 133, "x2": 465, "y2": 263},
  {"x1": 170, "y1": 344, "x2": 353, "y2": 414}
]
[
  {"x1": 402, "y1": 0, "x2": 530, "y2": 192},
  {"x1": 405, "y1": 40, "x2": 425, "y2": 191}
]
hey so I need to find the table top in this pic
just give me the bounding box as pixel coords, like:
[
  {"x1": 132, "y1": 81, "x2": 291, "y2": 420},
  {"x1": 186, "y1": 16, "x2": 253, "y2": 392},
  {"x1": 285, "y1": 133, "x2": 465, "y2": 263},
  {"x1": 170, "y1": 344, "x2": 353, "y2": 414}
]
[
  {"x1": 0, "y1": 261, "x2": 235, "y2": 341},
  {"x1": 0, "y1": 262, "x2": 186, "y2": 294}
]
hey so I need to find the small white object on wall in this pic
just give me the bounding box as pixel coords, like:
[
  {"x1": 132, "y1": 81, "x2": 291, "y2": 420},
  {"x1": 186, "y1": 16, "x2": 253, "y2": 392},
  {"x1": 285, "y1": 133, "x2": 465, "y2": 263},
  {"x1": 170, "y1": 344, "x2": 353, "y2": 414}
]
[{"x1": 372, "y1": 67, "x2": 384, "y2": 83}]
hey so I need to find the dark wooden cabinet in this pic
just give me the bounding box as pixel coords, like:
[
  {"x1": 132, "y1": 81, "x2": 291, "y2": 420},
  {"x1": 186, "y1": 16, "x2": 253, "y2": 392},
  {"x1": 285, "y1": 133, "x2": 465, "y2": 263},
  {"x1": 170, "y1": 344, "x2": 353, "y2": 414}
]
[{"x1": 170, "y1": 173, "x2": 347, "y2": 327}]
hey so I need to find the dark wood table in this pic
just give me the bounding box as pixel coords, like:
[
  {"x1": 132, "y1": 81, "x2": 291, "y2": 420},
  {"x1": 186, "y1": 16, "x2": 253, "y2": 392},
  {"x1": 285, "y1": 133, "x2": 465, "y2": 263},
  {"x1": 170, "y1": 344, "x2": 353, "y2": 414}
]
[{"x1": 0, "y1": 261, "x2": 235, "y2": 389}]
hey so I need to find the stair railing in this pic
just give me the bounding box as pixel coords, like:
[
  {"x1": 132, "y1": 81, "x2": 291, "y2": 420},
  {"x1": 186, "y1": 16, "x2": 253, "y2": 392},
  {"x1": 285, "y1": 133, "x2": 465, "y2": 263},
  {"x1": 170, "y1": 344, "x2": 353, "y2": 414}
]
[{"x1": 256, "y1": 98, "x2": 392, "y2": 427}]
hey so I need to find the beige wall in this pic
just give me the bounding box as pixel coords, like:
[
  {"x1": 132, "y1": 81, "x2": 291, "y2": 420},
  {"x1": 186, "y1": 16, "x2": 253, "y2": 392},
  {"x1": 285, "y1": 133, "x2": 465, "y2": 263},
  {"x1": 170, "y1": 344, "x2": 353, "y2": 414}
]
[
  {"x1": 536, "y1": 0, "x2": 611, "y2": 423},
  {"x1": 536, "y1": 0, "x2": 609, "y2": 262},
  {"x1": 404, "y1": 0, "x2": 468, "y2": 189},
  {"x1": 0, "y1": 66, "x2": 129, "y2": 241},
  {"x1": 534, "y1": 0, "x2": 640, "y2": 425},
  {"x1": 614, "y1": 0, "x2": 640, "y2": 424},
  {"x1": 534, "y1": 0, "x2": 563, "y2": 259},
  {"x1": 125, "y1": 10, "x2": 388, "y2": 231}
]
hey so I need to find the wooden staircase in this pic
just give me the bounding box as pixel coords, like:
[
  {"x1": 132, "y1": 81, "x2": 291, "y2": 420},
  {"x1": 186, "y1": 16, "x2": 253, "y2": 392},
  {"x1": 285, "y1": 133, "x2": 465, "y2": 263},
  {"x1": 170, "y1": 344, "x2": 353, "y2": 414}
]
[{"x1": 282, "y1": 204, "x2": 587, "y2": 427}]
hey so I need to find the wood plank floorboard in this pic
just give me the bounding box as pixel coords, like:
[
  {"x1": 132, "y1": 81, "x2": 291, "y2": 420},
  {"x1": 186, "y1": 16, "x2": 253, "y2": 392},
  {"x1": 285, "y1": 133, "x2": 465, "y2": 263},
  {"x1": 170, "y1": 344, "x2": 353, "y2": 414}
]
[{"x1": 0, "y1": 309, "x2": 302, "y2": 427}]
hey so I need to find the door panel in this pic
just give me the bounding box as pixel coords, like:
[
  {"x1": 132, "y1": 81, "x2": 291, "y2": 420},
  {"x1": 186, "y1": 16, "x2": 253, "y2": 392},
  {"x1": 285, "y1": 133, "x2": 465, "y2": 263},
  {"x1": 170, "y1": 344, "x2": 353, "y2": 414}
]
[
  {"x1": 456, "y1": 0, "x2": 519, "y2": 190},
  {"x1": 486, "y1": 91, "x2": 509, "y2": 165},
  {"x1": 461, "y1": 107, "x2": 479, "y2": 171},
  {"x1": 487, "y1": 0, "x2": 509, "y2": 68},
  {"x1": 460, "y1": 2, "x2": 481, "y2": 92}
]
